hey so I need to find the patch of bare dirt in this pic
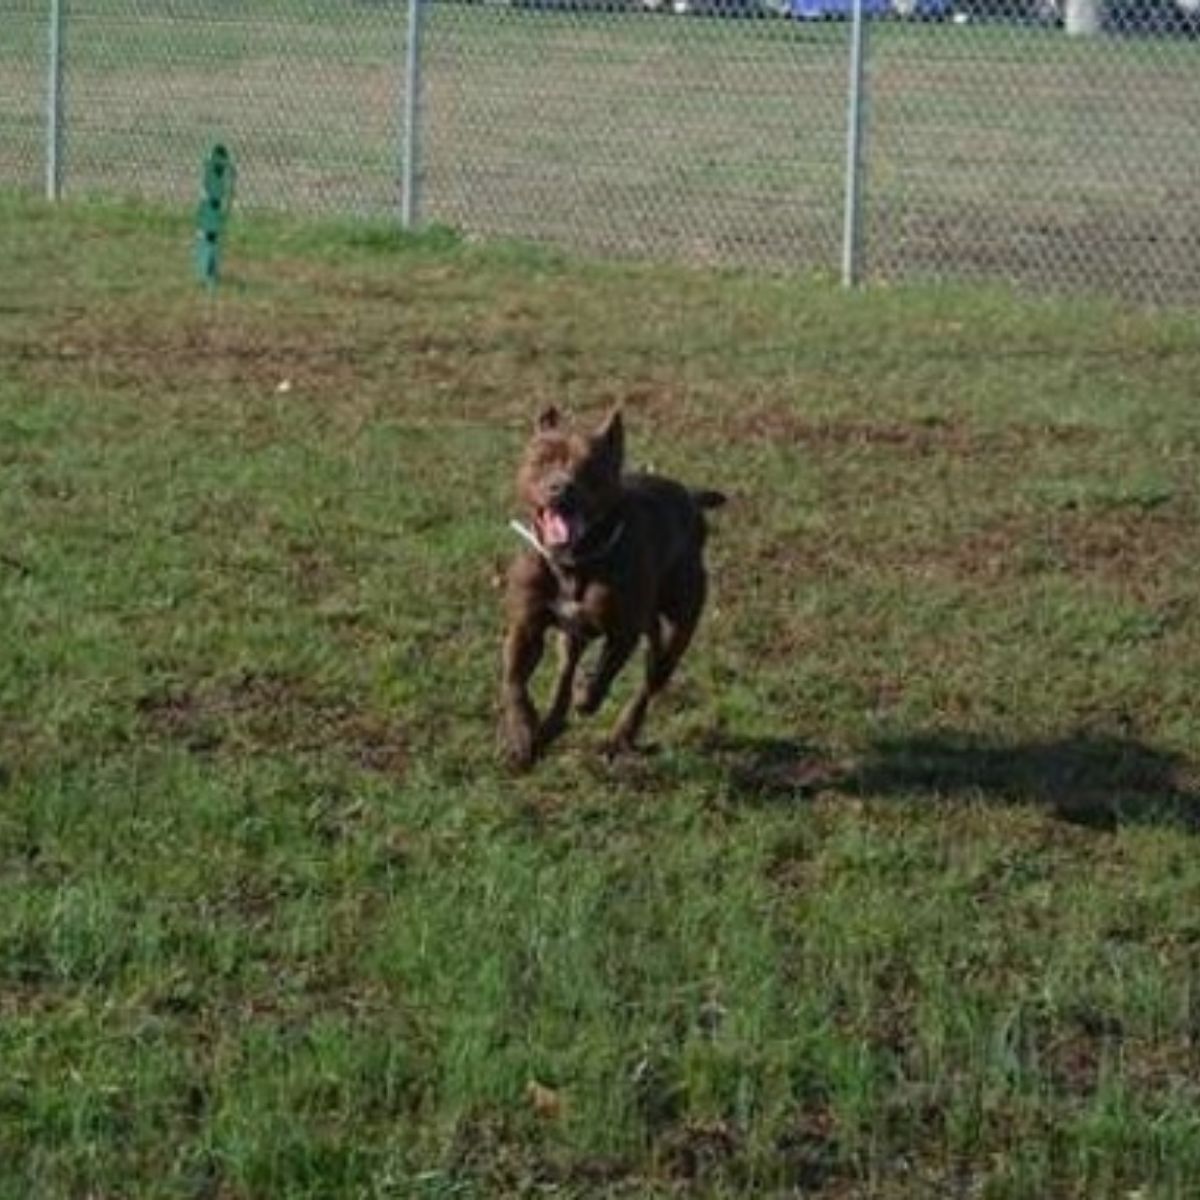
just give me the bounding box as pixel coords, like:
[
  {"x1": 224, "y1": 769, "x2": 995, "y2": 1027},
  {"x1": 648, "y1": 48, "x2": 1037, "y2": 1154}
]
[
  {"x1": 136, "y1": 671, "x2": 405, "y2": 774},
  {"x1": 12, "y1": 315, "x2": 364, "y2": 397},
  {"x1": 720, "y1": 490, "x2": 1194, "y2": 595},
  {"x1": 615, "y1": 390, "x2": 1104, "y2": 463},
  {"x1": 658, "y1": 1119, "x2": 742, "y2": 1182},
  {"x1": 946, "y1": 504, "x2": 1195, "y2": 592},
  {"x1": 704, "y1": 408, "x2": 1097, "y2": 458}
]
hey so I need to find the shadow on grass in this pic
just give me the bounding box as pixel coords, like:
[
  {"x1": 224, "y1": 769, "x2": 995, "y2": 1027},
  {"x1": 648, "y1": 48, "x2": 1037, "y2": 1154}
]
[{"x1": 709, "y1": 729, "x2": 1200, "y2": 831}]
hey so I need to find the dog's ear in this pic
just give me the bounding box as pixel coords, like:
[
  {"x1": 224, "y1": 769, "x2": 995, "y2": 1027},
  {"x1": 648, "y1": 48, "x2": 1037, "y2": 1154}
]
[
  {"x1": 593, "y1": 408, "x2": 624, "y2": 475},
  {"x1": 535, "y1": 405, "x2": 562, "y2": 434}
]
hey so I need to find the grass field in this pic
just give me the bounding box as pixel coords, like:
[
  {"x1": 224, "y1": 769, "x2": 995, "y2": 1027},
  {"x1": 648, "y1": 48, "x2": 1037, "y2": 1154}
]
[
  {"x1": 2, "y1": 1, "x2": 1199, "y2": 301},
  {"x1": 4, "y1": 190, "x2": 1200, "y2": 1197}
]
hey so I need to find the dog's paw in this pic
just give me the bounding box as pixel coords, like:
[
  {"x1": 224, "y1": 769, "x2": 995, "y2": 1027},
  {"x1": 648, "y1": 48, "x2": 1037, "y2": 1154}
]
[
  {"x1": 499, "y1": 718, "x2": 537, "y2": 772},
  {"x1": 600, "y1": 734, "x2": 637, "y2": 762},
  {"x1": 501, "y1": 740, "x2": 536, "y2": 772}
]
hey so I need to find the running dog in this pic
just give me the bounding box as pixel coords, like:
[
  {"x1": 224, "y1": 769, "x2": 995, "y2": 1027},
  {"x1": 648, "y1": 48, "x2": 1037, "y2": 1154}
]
[{"x1": 499, "y1": 406, "x2": 725, "y2": 769}]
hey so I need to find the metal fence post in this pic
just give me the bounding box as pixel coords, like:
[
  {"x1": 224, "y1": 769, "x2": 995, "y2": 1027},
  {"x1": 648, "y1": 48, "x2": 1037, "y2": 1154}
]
[
  {"x1": 400, "y1": 0, "x2": 425, "y2": 228},
  {"x1": 841, "y1": 0, "x2": 868, "y2": 288},
  {"x1": 46, "y1": 0, "x2": 65, "y2": 200}
]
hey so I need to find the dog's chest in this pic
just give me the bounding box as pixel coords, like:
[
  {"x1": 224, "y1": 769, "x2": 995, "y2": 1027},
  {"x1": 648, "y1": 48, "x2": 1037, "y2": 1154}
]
[
  {"x1": 551, "y1": 596, "x2": 587, "y2": 637},
  {"x1": 549, "y1": 576, "x2": 613, "y2": 638}
]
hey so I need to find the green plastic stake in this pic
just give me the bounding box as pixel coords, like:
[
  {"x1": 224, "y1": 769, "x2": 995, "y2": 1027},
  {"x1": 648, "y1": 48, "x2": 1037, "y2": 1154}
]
[{"x1": 195, "y1": 144, "x2": 236, "y2": 286}]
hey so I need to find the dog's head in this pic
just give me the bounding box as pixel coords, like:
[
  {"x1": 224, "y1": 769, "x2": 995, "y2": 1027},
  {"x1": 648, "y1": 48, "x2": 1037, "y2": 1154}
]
[{"x1": 517, "y1": 406, "x2": 624, "y2": 556}]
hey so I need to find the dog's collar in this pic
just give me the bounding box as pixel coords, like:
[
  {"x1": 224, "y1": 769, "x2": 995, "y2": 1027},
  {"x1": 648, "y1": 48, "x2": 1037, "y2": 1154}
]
[
  {"x1": 560, "y1": 514, "x2": 627, "y2": 568},
  {"x1": 508, "y1": 509, "x2": 627, "y2": 571}
]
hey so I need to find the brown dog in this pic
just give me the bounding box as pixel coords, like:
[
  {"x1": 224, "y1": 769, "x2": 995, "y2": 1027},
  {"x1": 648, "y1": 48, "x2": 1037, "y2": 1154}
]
[{"x1": 499, "y1": 406, "x2": 725, "y2": 769}]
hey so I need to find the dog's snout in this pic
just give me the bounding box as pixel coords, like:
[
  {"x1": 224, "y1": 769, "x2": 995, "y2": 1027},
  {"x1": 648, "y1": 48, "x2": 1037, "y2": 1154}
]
[{"x1": 543, "y1": 475, "x2": 578, "y2": 511}]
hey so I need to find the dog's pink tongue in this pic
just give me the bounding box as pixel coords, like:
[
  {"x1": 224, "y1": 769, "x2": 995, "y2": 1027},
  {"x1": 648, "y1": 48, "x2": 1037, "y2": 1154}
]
[{"x1": 540, "y1": 510, "x2": 571, "y2": 547}]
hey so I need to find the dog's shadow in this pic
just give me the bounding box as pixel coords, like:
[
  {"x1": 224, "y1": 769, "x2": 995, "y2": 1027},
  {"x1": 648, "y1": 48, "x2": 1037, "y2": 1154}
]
[{"x1": 705, "y1": 728, "x2": 1200, "y2": 831}]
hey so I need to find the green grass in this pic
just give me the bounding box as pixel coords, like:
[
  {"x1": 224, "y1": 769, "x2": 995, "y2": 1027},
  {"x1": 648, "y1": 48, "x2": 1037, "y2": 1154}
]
[{"x1": 3, "y1": 190, "x2": 1200, "y2": 1197}]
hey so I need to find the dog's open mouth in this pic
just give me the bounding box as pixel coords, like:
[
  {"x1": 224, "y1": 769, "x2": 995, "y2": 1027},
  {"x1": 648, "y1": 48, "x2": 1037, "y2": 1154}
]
[{"x1": 535, "y1": 505, "x2": 581, "y2": 549}]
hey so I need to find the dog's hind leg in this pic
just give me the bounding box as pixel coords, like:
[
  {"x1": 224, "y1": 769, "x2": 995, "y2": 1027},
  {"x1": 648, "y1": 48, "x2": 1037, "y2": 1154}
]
[
  {"x1": 607, "y1": 569, "x2": 705, "y2": 754},
  {"x1": 604, "y1": 621, "x2": 664, "y2": 754}
]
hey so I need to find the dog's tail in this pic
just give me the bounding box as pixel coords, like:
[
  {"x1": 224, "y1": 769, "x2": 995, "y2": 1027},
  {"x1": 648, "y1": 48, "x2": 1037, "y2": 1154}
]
[{"x1": 691, "y1": 489, "x2": 727, "y2": 511}]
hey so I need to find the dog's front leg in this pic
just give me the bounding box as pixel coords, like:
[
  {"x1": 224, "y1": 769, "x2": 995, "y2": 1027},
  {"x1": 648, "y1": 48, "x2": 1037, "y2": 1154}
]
[
  {"x1": 500, "y1": 553, "x2": 559, "y2": 770},
  {"x1": 499, "y1": 618, "x2": 547, "y2": 770},
  {"x1": 537, "y1": 631, "x2": 586, "y2": 751},
  {"x1": 574, "y1": 629, "x2": 639, "y2": 717}
]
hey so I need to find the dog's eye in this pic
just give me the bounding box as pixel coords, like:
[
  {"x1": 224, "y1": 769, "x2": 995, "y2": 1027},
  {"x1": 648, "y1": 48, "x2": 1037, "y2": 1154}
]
[{"x1": 582, "y1": 456, "x2": 617, "y2": 487}]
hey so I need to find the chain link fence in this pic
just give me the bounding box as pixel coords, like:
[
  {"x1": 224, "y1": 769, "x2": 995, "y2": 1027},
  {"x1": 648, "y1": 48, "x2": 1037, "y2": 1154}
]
[
  {"x1": 2, "y1": 2, "x2": 46, "y2": 193},
  {"x1": 422, "y1": 7, "x2": 851, "y2": 275},
  {"x1": 865, "y1": 11, "x2": 1200, "y2": 297},
  {"x1": 4, "y1": 0, "x2": 1199, "y2": 302},
  {"x1": 4, "y1": 1, "x2": 408, "y2": 215}
]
